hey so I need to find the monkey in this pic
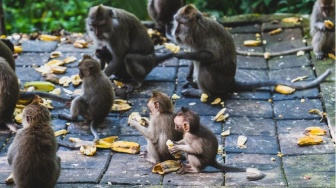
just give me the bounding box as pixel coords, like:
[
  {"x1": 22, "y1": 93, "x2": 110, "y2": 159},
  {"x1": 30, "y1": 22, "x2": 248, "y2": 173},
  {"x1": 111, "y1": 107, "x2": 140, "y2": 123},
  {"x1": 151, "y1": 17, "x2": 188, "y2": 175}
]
[
  {"x1": 172, "y1": 4, "x2": 332, "y2": 98},
  {"x1": 7, "y1": 103, "x2": 61, "y2": 187},
  {"x1": 58, "y1": 54, "x2": 115, "y2": 142},
  {"x1": 129, "y1": 91, "x2": 183, "y2": 164},
  {"x1": 310, "y1": 0, "x2": 335, "y2": 60},
  {"x1": 169, "y1": 107, "x2": 264, "y2": 180},
  {"x1": 147, "y1": 0, "x2": 184, "y2": 40},
  {"x1": 86, "y1": 4, "x2": 174, "y2": 92}
]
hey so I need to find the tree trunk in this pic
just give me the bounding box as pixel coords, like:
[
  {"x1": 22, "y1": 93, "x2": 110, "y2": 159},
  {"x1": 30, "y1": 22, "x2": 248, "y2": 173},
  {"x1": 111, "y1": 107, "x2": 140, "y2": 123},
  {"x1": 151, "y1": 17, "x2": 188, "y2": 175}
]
[{"x1": 0, "y1": 0, "x2": 6, "y2": 35}]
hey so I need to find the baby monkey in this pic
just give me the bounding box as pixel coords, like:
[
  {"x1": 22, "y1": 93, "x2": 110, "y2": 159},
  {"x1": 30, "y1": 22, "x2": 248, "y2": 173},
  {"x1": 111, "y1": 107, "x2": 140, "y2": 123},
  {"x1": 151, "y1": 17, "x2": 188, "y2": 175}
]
[
  {"x1": 59, "y1": 55, "x2": 115, "y2": 142},
  {"x1": 129, "y1": 91, "x2": 183, "y2": 163},
  {"x1": 169, "y1": 107, "x2": 265, "y2": 181},
  {"x1": 7, "y1": 103, "x2": 61, "y2": 187}
]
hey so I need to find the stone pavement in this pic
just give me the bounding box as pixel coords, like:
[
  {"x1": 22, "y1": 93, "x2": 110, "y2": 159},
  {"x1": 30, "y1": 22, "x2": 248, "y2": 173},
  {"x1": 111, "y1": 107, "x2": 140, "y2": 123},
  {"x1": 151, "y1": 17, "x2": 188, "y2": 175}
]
[{"x1": 0, "y1": 15, "x2": 335, "y2": 187}]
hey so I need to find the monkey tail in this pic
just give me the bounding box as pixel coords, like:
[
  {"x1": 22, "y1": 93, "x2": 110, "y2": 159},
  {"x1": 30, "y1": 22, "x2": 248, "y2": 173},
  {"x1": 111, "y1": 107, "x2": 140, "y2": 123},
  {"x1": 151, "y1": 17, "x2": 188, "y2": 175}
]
[
  {"x1": 19, "y1": 92, "x2": 71, "y2": 102},
  {"x1": 211, "y1": 161, "x2": 265, "y2": 181},
  {"x1": 236, "y1": 46, "x2": 313, "y2": 57},
  {"x1": 154, "y1": 51, "x2": 174, "y2": 66},
  {"x1": 234, "y1": 69, "x2": 332, "y2": 91}
]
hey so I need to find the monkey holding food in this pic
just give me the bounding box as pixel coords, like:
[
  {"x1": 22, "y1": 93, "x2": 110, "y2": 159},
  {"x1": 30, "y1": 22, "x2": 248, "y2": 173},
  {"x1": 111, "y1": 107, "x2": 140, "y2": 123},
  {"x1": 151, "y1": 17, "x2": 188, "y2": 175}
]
[
  {"x1": 59, "y1": 55, "x2": 114, "y2": 142},
  {"x1": 7, "y1": 103, "x2": 61, "y2": 187},
  {"x1": 169, "y1": 107, "x2": 264, "y2": 180},
  {"x1": 129, "y1": 91, "x2": 183, "y2": 164},
  {"x1": 86, "y1": 4, "x2": 173, "y2": 92},
  {"x1": 172, "y1": 4, "x2": 332, "y2": 98}
]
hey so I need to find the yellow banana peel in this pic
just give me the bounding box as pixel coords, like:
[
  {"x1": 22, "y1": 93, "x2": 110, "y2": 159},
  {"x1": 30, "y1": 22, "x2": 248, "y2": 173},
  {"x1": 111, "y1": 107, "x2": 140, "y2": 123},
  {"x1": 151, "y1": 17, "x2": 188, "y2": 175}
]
[
  {"x1": 50, "y1": 65, "x2": 67, "y2": 74},
  {"x1": 297, "y1": 135, "x2": 323, "y2": 146},
  {"x1": 200, "y1": 93, "x2": 208, "y2": 102},
  {"x1": 80, "y1": 144, "x2": 97, "y2": 156},
  {"x1": 164, "y1": 43, "x2": 180, "y2": 53},
  {"x1": 50, "y1": 51, "x2": 62, "y2": 58},
  {"x1": 71, "y1": 74, "x2": 82, "y2": 86},
  {"x1": 113, "y1": 80, "x2": 124, "y2": 88},
  {"x1": 111, "y1": 99, "x2": 132, "y2": 112},
  {"x1": 211, "y1": 98, "x2": 221, "y2": 105},
  {"x1": 54, "y1": 129, "x2": 68, "y2": 137},
  {"x1": 39, "y1": 34, "x2": 60, "y2": 41},
  {"x1": 274, "y1": 85, "x2": 295, "y2": 94},
  {"x1": 24, "y1": 81, "x2": 55, "y2": 92},
  {"x1": 324, "y1": 20, "x2": 334, "y2": 29},
  {"x1": 243, "y1": 40, "x2": 261, "y2": 46},
  {"x1": 111, "y1": 141, "x2": 140, "y2": 154},
  {"x1": 281, "y1": 17, "x2": 300, "y2": 23},
  {"x1": 304, "y1": 126, "x2": 326, "y2": 136},
  {"x1": 63, "y1": 56, "x2": 77, "y2": 64},
  {"x1": 95, "y1": 136, "x2": 119, "y2": 148},
  {"x1": 152, "y1": 160, "x2": 182, "y2": 175},
  {"x1": 268, "y1": 28, "x2": 283, "y2": 35}
]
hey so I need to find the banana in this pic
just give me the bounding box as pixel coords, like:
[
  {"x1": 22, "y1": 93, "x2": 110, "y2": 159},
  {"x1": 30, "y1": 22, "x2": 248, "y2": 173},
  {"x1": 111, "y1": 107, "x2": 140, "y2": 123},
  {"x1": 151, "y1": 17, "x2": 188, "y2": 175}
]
[
  {"x1": 171, "y1": 93, "x2": 181, "y2": 100},
  {"x1": 59, "y1": 76, "x2": 72, "y2": 87},
  {"x1": 164, "y1": 43, "x2": 180, "y2": 53},
  {"x1": 237, "y1": 135, "x2": 247, "y2": 148},
  {"x1": 268, "y1": 28, "x2": 283, "y2": 35},
  {"x1": 73, "y1": 39, "x2": 89, "y2": 48},
  {"x1": 45, "y1": 59, "x2": 64, "y2": 67},
  {"x1": 50, "y1": 51, "x2": 62, "y2": 58},
  {"x1": 111, "y1": 99, "x2": 132, "y2": 111},
  {"x1": 291, "y1": 76, "x2": 307, "y2": 83},
  {"x1": 304, "y1": 126, "x2": 326, "y2": 136},
  {"x1": 54, "y1": 129, "x2": 68, "y2": 137},
  {"x1": 49, "y1": 88, "x2": 61, "y2": 95},
  {"x1": 324, "y1": 20, "x2": 334, "y2": 29},
  {"x1": 297, "y1": 135, "x2": 323, "y2": 146},
  {"x1": 200, "y1": 93, "x2": 208, "y2": 102},
  {"x1": 71, "y1": 74, "x2": 82, "y2": 86},
  {"x1": 215, "y1": 113, "x2": 229, "y2": 122},
  {"x1": 211, "y1": 98, "x2": 221, "y2": 105},
  {"x1": 50, "y1": 65, "x2": 67, "y2": 74},
  {"x1": 274, "y1": 85, "x2": 295, "y2": 94},
  {"x1": 113, "y1": 80, "x2": 124, "y2": 87},
  {"x1": 328, "y1": 53, "x2": 336, "y2": 60},
  {"x1": 80, "y1": 144, "x2": 96, "y2": 156},
  {"x1": 281, "y1": 17, "x2": 300, "y2": 23},
  {"x1": 5, "y1": 173, "x2": 14, "y2": 184},
  {"x1": 166, "y1": 139, "x2": 181, "y2": 159},
  {"x1": 35, "y1": 65, "x2": 52, "y2": 74},
  {"x1": 221, "y1": 127, "x2": 231, "y2": 137},
  {"x1": 111, "y1": 141, "x2": 140, "y2": 154},
  {"x1": 14, "y1": 46, "x2": 23, "y2": 54},
  {"x1": 39, "y1": 34, "x2": 60, "y2": 41},
  {"x1": 63, "y1": 56, "x2": 77, "y2": 64},
  {"x1": 24, "y1": 81, "x2": 55, "y2": 92},
  {"x1": 14, "y1": 112, "x2": 23, "y2": 124},
  {"x1": 95, "y1": 136, "x2": 119, "y2": 148},
  {"x1": 213, "y1": 108, "x2": 226, "y2": 120},
  {"x1": 152, "y1": 160, "x2": 182, "y2": 175},
  {"x1": 243, "y1": 40, "x2": 261, "y2": 46}
]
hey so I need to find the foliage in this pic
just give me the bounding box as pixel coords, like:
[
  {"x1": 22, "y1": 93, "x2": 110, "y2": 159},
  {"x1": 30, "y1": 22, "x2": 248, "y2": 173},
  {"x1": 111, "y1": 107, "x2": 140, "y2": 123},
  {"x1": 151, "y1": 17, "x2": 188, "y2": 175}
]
[{"x1": 3, "y1": 0, "x2": 315, "y2": 34}]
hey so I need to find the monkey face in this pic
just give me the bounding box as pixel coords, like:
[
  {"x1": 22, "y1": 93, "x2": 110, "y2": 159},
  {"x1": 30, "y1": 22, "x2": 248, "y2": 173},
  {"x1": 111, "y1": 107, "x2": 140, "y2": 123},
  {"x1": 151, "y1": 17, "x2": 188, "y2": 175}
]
[
  {"x1": 174, "y1": 116, "x2": 186, "y2": 132},
  {"x1": 147, "y1": 99, "x2": 159, "y2": 116},
  {"x1": 320, "y1": 0, "x2": 335, "y2": 17}
]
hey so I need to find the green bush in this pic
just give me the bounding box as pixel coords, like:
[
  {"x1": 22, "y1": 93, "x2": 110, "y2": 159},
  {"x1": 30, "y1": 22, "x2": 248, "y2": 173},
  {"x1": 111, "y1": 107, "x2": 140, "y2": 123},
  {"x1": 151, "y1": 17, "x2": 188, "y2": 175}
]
[{"x1": 3, "y1": 0, "x2": 315, "y2": 34}]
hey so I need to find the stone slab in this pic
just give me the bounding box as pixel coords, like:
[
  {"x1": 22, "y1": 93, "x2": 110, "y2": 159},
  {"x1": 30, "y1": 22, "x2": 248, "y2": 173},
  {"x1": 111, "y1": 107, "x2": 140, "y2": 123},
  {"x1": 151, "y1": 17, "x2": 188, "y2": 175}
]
[
  {"x1": 262, "y1": 21, "x2": 302, "y2": 31},
  {"x1": 268, "y1": 54, "x2": 311, "y2": 70},
  {"x1": 55, "y1": 43, "x2": 95, "y2": 53},
  {"x1": 163, "y1": 172, "x2": 224, "y2": 186},
  {"x1": 237, "y1": 55, "x2": 267, "y2": 70},
  {"x1": 313, "y1": 57, "x2": 335, "y2": 82},
  {"x1": 225, "y1": 135, "x2": 279, "y2": 154},
  {"x1": 230, "y1": 90, "x2": 272, "y2": 100},
  {"x1": 224, "y1": 117, "x2": 276, "y2": 136},
  {"x1": 271, "y1": 86, "x2": 320, "y2": 101},
  {"x1": 128, "y1": 82, "x2": 175, "y2": 99},
  {"x1": 262, "y1": 28, "x2": 303, "y2": 43},
  {"x1": 16, "y1": 67, "x2": 42, "y2": 82},
  {"x1": 58, "y1": 169, "x2": 103, "y2": 183},
  {"x1": 15, "y1": 52, "x2": 49, "y2": 66},
  {"x1": 269, "y1": 66, "x2": 316, "y2": 81},
  {"x1": 228, "y1": 24, "x2": 261, "y2": 33},
  {"x1": 174, "y1": 98, "x2": 223, "y2": 116},
  {"x1": 145, "y1": 67, "x2": 177, "y2": 82},
  {"x1": 273, "y1": 99, "x2": 324, "y2": 120},
  {"x1": 22, "y1": 40, "x2": 58, "y2": 52},
  {"x1": 264, "y1": 39, "x2": 306, "y2": 53},
  {"x1": 225, "y1": 100, "x2": 273, "y2": 118},
  {"x1": 225, "y1": 153, "x2": 286, "y2": 186}
]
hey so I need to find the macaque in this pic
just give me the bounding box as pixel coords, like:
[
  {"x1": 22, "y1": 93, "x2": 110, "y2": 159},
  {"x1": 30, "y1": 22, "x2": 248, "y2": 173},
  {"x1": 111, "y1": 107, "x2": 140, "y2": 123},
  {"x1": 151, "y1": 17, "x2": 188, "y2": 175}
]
[
  {"x1": 147, "y1": 0, "x2": 184, "y2": 40},
  {"x1": 86, "y1": 4, "x2": 173, "y2": 92},
  {"x1": 7, "y1": 103, "x2": 61, "y2": 187},
  {"x1": 169, "y1": 107, "x2": 264, "y2": 180},
  {"x1": 310, "y1": 0, "x2": 335, "y2": 60},
  {"x1": 172, "y1": 4, "x2": 332, "y2": 98},
  {"x1": 59, "y1": 55, "x2": 115, "y2": 142},
  {"x1": 129, "y1": 91, "x2": 183, "y2": 163}
]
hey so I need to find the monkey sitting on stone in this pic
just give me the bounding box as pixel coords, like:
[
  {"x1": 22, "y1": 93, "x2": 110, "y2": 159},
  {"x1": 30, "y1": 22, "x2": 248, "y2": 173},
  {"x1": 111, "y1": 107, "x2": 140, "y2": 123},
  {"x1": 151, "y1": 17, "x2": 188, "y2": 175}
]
[
  {"x1": 86, "y1": 4, "x2": 174, "y2": 93},
  {"x1": 169, "y1": 107, "x2": 265, "y2": 180},
  {"x1": 310, "y1": 0, "x2": 335, "y2": 60},
  {"x1": 59, "y1": 55, "x2": 115, "y2": 142},
  {"x1": 129, "y1": 91, "x2": 183, "y2": 163},
  {"x1": 7, "y1": 103, "x2": 61, "y2": 187}
]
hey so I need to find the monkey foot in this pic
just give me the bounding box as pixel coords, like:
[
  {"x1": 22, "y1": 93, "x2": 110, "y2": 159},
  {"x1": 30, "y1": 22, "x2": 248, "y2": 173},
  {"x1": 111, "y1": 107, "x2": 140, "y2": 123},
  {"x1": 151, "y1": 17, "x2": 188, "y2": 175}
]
[
  {"x1": 182, "y1": 81, "x2": 198, "y2": 89},
  {"x1": 316, "y1": 54, "x2": 325, "y2": 60},
  {"x1": 181, "y1": 88, "x2": 202, "y2": 98}
]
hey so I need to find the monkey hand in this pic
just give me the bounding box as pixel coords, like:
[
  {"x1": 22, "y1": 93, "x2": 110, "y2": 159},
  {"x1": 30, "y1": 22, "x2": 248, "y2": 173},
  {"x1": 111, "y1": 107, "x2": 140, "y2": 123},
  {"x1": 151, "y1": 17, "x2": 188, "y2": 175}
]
[
  {"x1": 169, "y1": 145, "x2": 180, "y2": 154},
  {"x1": 129, "y1": 119, "x2": 141, "y2": 127}
]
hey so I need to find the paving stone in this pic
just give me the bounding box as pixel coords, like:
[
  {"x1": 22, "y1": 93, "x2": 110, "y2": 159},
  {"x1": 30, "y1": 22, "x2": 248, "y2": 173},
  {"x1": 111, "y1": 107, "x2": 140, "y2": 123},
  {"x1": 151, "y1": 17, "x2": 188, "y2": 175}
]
[
  {"x1": 58, "y1": 150, "x2": 110, "y2": 169},
  {"x1": 145, "y1": 67, "x2": 177, "y2": 82},
  {"x1": 101, "y1": 153, "x2": 162, "y2": 186},
  {"x1": 178, "y1": 59, "x2": 191, "y2": 67},
  {"x1": 236, "y1": 69, "x2": 269, "y2": 82},
  {"x1": 228, "y1": 24, "x2": 261, "y2": 33},
  {"x1": 0, "y1": 156, "x2": 10, "y2": 169},
  {"x1": 22, "y1": 40, "x2": 58, "y2": 52},
  {"x1": 237, "y1": 55, "x2": 267, "y2": 70},
  {"x1": 119, "y1": 117, "x2": 143, "y2": 136},
  {"x1": 225, "y1": 100, "x2": 273, "y2": 118},
  {"x1": 282, "y1": 154, "x2": 335, "y2": 187},
  {"x1": 174, "y1": 98, "x2": 222, "y2": 116},
  {"x1": 0, "y1": 169, "x2": 12, "y2": 187},
  {"x1": 163, "y1": 172, "x2": 224, "y2": 186},
  {"x1": 264, "y1": 39, "x2": 306, "y2": 53},
  {"x1": 224, "y1": 117, "x2": 276, "y2": 136},
  {"x1": 15, "y1": 52, "x2": 49, "y2": 66},
  {"x1": 157, "y1": 56, "x2": 179, "y2": 67},
  {"x1": 230, "y1": 90, "x2": 272, "y2": 100},
  {"x1": 321, "y1": 82, "x2": 336, "y2": 138},
  {"x1": 271, "y1": 87, "x2": 320, "y2": 101},
  {"x1": 262, "y1": 28, "x2": 303, "y2": 43},
  {"x1": 232, "y1": 33, "x2": 264, "y2": 53},
  {"x1": 58, "y1": 169, "x2": 103, "y2": 183},
  {"x1": 16, "y1": 67, "x2": 42, "y2": 82},
  {"x1": 51, "y1": 117, "x2": 69, "y2": 131},
  {"x1": 262, "y1": 21, "x2": 302, "y2": 31},
  {"x1": 268, "y1": 54, "x2": 311, "y2": 70},
  {"x1": 269, "y1": 66, "x2": 315, "y2": 82},
  {"x1": 127, "y1": 82, "x2": 175, "y2": 99},
  {"x1": 176, "y1": 66, "x2": 189, "y2": 83},
  {"x1": 276, "y1": 119, "x2": 335, "y2": 155},
  {"x1": 51, "y1": 52, "x2": 85, "y2": 68},
  {"x1": 273, "y1": 99, "x2": 324, "y2": 120},
  {"x1": 55, "y1": 43, "x2": 96, "y2": 53},
  {"x1": 225, "y1": 135, "x2": 279, "y2": 154},
  {"x1": 225, "y1": 153, "x2": 286, "y2": 186}
]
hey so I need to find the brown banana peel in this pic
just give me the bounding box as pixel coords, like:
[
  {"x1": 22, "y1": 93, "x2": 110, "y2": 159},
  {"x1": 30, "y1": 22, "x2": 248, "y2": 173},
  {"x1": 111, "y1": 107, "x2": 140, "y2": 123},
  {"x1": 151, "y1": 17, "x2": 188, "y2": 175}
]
[
  {"x1": 111, "y1": 141, "x2": 140, "y2": 154},
  {"x1": 152, "y1": 160, "x2": 182, "y2": 175}
]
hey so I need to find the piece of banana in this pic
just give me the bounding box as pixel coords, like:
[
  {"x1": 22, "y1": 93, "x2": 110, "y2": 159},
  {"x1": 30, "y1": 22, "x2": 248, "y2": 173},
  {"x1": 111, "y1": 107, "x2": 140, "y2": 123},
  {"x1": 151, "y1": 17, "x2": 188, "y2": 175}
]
[
  {"x1": 73, "y1": 39, "x2": 89, "y2": 48},
  {"x1": 49, "y1": 88, "x2": 61, "y2": 95},
  {"x1": 243, "y1": 40, "x2": 261, "y2": 46},
  {"x1": 24, "y1": 81, "x2": 55, "y2": 92},
  {"x1": 268, "y1": 28, "x2": 283, "y2": 35},
  {"x1": 166, "y1": 139, "x2": 181, "y2": 159},
  {"x1": 171, "y1": 93, "x2": 181, "y2": 100},
  {"x1": 80, "y1": 144, "x2": 97, "y2": 156},
  {"x1": 152, "y1": 160, "x2": 182, "y2": 175},
  {"x1": 211, "y1": 98, "x2": 221, "y2": 105},
  {"x1": 71, "y1": 74, "x2": 82, "y2": 86},
  {"x1": 281, "y1": 17, "x2": 300, "y2": 23},
  {"x1": 324, "y1": 20, "x2": 334, "y2": 29},
  {"x1": 59, "y1": 76, "x2": 71, "y2": 87},
  {"x1": 200, "y1": 93, "x2": 208, "y2": 102},
  {"x1": 54, "y1": 129, "x2": 68, "y2": 137},
  {"x1": 111, "y1": 99, "x2": 132, "y2": 111},
  {"x1": 50, "y1": 65, "x2": 67, "y2": 74},
  {"x1": 111, "y1": 141, "x2": 140, "y2": 154},
  {"x1": 304, "y1": 126, "x2": 326, "y2": 136},
  {"x1": 164, "y1": 43, "x2": 180, "y2": 53},
  {"x1": 39, "y1": 34, "x2": 60, "y2": 41},
  {"x1": 14, "y1": 46, "x2": 22, "y2": 54},
  {"x1": 95, "y1": 136, "x2": 119, "y2": 148},
  {"x1": 213, "y1": 108, "x2": 226, "y2": 120},
  {"x1": 113, "y1": 80, "x2": 124, "y2": 88},
  {"x1": 297, "y1": 135, "x2": 323, "y2": 146},
  {"x1": 274, "y1": 85, "x2": 295, "y2": 94},
  {"x1": 237, "y1": 135, "x2": 247, "y2": 148},
  {"x1": 63, "y1": 56, "x2": 77, "y2": 64},
  {"x1": 50, "y1": 51, "x2": 62, "y2": 59}
]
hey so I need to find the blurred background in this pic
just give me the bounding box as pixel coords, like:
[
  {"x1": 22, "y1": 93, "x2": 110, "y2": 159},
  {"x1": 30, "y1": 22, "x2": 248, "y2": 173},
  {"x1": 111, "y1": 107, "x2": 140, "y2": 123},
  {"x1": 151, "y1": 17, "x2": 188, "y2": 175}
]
[{"x1": 2, "y1": 0, "x2": 315, "y2": 34}]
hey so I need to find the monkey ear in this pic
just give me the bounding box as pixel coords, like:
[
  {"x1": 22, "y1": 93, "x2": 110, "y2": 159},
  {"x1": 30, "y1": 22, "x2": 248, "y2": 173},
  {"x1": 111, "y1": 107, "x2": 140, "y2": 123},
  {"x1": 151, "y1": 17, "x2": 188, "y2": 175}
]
[
  {"x1": 154, "y1": 101, "x2": 160, "y2": 111},
  {"x1": 195, "y1": 12, "x2": 202, "y2": 20},
  {"x1": 26, "y1": 115, "x2": 32, "y2": 124},
  {"x1": 108, "y1": 9, "x2": 114, "y2": 18},
  {"x1": 183, "y1": 122, "x2": 190, "y2": 132}
]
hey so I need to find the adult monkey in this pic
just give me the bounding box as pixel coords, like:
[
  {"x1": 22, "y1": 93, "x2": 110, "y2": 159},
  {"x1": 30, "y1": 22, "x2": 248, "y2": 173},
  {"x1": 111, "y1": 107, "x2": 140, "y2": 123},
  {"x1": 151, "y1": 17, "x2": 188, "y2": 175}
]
[
  {"x1": 147, "y1": 0, "x2": 184, "y2": 40},
  {"x1": 86, "y1": 4, "x2": 174, "y2": 92},
  {"x1": 172, "y1": 4, "x2": 332, "y2": 98}
]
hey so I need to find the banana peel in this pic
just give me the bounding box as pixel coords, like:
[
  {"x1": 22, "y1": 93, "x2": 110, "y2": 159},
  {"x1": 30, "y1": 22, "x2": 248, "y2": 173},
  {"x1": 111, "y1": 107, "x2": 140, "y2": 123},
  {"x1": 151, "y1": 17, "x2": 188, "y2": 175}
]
[
  {"x1": 39, "y1": 34, "x2": 60, "y2": 41},
  {"x1": 63, "y1": 56, "x2": 77, "y2": 64},
  {"x1": 111, "y1": 99, "x2": 132, "y2": 112},
  {"x1": 304, "y1": 126, "x2": 326, "y2": 136},
  {"x1": 50, "y1": 51, "x2": 62, "y2": 58},
  {"x1": 14, "y1": 46, "x2": 22, "y2": 54},
  {"x1": 243, "y1": 40, "x2": 261, "y2": 47},
  {"x1": 324, "y1": 20, "x2": 334, "y2": 29},
  {"x1": 200, "y1": 93, "x2": 208, "y2": 102},
  {"x1": 164, "y1": 43, "x2": 180, "y2": 53},
  {"x1": 54, "y1": 129, "x2": 68, "y2": 137},
  {"x1": 59, "y1": 76, "x2": 71, "y2": 87},
  {"x1": 213, "y1": 108, "x2": 229, "y2": 122},
  {"x1": 95, "y1": 136, "x2": 119, "y2": 148},
  {"x1": 268, "y1": 28, "x2": 283, "y2": 35},
  {"x1": 50, "y1": 65, "x2": 67, "y2": 74},
  {"x1": 282, "y1": 17, "x2": 300, "y2": 23},
  {"x1": 71, "y1": 74, "x2": 82, "y2": 86},
  {"x1": 24, "y1": 81, "x2": 55, "y2": 92},
  {"x1": 80, "y1": 144, "x2": 97, "y2": 156},
  {"x1": 73, "y1": 39, "x2": 89, "y2": 48},
  {"x1": 211, "y1": 98, "x2": 221, "y2": 105},
  {"x1": 274, "y1": 85, "x2": 295, "y2": 94},
  {"x1": 113, "y1": 80, "x2": 124, "y2": 88},
  {"x1": 111, "y1": 141, "x2": 140, "y2": 154},
  {"x1": 5, "y1": 173, "x2": 14, "y2": 184},
  {"x1": 297, "y1": 135, "x2": 323, "y2": 146},
  {"x1": 237, "y1": 135, "x2": 247, "y2": 148},
  {"x1": 152, "y1": 160, "x2": 182, "y2": 175}
]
